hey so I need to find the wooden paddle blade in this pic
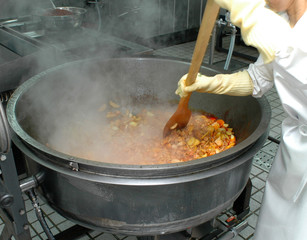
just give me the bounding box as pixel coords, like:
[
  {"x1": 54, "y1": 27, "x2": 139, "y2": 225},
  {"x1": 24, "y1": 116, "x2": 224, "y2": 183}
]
[
  {"x1": 163, "y1": 96, "x2": 192, "y2": 138},
  {"x1": 163, "y1": 0, "x2": 220, "y2": 138}
]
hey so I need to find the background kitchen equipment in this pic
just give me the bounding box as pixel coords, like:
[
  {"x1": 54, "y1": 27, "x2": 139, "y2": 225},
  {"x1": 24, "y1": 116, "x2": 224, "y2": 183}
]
[
  {"x1": 48, "y1": 0, "x2": 57, "y2": 9},
  {"x1": 35, "y1": 7, "x2": 87, "y2": 31}
]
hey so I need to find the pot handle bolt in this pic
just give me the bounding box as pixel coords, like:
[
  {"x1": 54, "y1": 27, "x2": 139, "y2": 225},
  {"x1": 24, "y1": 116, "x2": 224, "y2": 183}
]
[
  {"x1": 0, "y1": 155, "x2": 6, "y2": 161},
  {"x1": 69, "y1": 161, "x2": 79, "y2": 171},
  {"x1": 19, "y1": 209, "x2": 26, "y2": 215},
  {"x1": 23, "y1": 224, "x2": 29, "y2": 230},
  {"x1": 0, "y1": 193, "x2": 14, "y2": 208}
]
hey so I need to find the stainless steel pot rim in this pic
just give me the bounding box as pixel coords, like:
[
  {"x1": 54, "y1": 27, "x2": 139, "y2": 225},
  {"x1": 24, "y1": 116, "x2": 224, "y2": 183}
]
[
  {"x1": 6, "y1": 57, "x2": 271, "y2": 171},
  {"x1": 12, "y1": 132, "x2": 267, "y2": 183}
]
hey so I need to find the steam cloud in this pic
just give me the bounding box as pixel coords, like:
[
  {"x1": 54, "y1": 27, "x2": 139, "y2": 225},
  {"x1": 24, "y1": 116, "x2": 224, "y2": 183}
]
[
  {"x1": 16, "y1": 58, "x2": 183, "y2": 165},
  {"x1": 4, "y1": 0, "x2": 198, "y2": 164}
]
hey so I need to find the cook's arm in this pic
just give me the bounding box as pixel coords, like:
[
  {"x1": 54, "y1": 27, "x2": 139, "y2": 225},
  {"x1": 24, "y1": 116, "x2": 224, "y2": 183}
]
[
  {"x1": 176, "y1": 54, "x2": 275, "y2": 98},
  {"x1": 214, "y1": 0, "x2": 291, "y2": 63},
  {"x1": 176, "y1": 0, "x2": 282, "y2": 97},
  {"x1": 176, "y1": 70, "x2": 253, "y2": 97},
  {"x1": 247, "y1": 55, "x2": 274, "y2": 97}
]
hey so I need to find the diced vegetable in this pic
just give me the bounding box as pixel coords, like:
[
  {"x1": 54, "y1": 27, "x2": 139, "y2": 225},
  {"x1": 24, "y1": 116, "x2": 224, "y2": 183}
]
[
  {"x1": 109, "y1": 101, "x2": 120, "y2": 108},
  {"x1": 57, "y1": 106, "x2": 236, "y2": 165}
]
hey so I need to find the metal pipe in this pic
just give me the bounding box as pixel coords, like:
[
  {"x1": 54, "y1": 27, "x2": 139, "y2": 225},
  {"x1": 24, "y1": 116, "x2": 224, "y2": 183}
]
[
  {"x1": 19, "y1": 172, "x2": 45, "y2": 193},
  {"x1": 26, "y1": 189, "x2": 55, "y2": 240},
  {"x1": 0, "y1": 100, "x2": 11, "y2": 154},
  {"x1": 209, "y1": 21, "x2": 217, "y2": 65},
  {"x1": 217, "y1": 221, "x2": 248, "y2": 240},
  {"x1": 95, "y1": 0, "x2": 102, "y2": 32},
  {"x1": 210, "y1": 15, "x2": 237, "y2": 69},
  {"x1": 268, "y1": 135, "x2": 280, "y2": 144},
  {"x1": 224, "y1": 25, "x2": 236, "y2": 70}
]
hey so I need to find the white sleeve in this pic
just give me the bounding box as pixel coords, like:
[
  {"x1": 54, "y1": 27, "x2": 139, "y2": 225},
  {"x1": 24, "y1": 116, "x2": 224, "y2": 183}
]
[{"x1": 247, "y1": 55, "x2": 274, "y2": 98}]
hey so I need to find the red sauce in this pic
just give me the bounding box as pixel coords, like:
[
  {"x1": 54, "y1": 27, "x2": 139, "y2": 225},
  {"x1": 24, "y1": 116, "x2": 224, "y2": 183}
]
[
  {"x1": 44, "y1": 9, "x2": 74, "y2": 16},
  {"x1": 47, "y1": 105, "x2": 236, "y2": 165}
]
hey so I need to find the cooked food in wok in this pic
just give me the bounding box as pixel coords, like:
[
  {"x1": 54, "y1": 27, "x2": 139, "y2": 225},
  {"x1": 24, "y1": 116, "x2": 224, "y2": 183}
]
[{"x1": 46, "y1": 101, "x2": 236, "y2": 165}]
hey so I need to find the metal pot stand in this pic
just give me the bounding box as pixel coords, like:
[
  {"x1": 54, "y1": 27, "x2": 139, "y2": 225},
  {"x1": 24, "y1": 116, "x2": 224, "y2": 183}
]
[
  {"x1": 0, "y1": 101, "x2": 31, "y2": 239},
  {"x1": 0, "y1": 101, "x2": 82, "y2": 240},
  {"x1": 0, "y1": 136, "x2": 254, "y2": 240},
  {"x1": 0, "y1": 148, "x2": 253, "y2": 240}
]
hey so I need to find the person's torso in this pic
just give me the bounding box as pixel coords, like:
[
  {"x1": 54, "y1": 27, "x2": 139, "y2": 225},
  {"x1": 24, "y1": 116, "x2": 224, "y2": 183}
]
[{"x1": 273, "y1": 11, "x2": 307, "y2": 124}]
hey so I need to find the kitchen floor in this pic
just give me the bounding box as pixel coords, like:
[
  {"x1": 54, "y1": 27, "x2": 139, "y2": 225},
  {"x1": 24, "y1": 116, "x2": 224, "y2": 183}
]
[{"x1": 0, "y1": 36, "x2": 284, "y2": 240}]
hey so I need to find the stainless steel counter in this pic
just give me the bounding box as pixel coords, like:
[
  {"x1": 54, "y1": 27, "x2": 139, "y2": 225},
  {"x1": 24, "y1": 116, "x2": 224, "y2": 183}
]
[{"x1": 0, "y1": 15, "x2": 153, "y2": 93}]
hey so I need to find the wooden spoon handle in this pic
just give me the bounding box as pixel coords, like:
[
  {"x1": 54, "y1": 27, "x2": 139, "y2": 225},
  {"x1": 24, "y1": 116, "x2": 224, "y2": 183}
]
[
  {"x1": 185, "y1": 0, "x2": 220, "y2": 86},
  {"x1": 163, "y1": 0, "x2": 220, "y2": 137}
]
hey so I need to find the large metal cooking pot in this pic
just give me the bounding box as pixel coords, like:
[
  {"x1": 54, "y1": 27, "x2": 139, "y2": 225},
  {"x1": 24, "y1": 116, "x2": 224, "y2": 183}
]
[{"x1": 6, "y1": 57, "x2": 271, "y2": 236}]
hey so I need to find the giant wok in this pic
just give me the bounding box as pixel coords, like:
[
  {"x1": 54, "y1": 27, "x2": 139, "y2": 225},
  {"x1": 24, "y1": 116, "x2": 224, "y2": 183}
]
[{"x1": 6, "y1": 57, "x2": 270, "y2": 236}]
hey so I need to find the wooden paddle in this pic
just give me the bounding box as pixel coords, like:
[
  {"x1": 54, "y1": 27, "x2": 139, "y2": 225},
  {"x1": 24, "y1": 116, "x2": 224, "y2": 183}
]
[{"x1": 163, "y1": 0, "x2": 220, "y2": 137}]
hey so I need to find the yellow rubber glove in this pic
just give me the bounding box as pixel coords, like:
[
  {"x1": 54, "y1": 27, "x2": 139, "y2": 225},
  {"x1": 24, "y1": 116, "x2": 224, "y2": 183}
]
[
  {"x1": 214, "y1": 0, "x2": 291, "y2": 63},
  {"x1": 176, "y1": 70, "x2": 253, "y2": 97}
]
